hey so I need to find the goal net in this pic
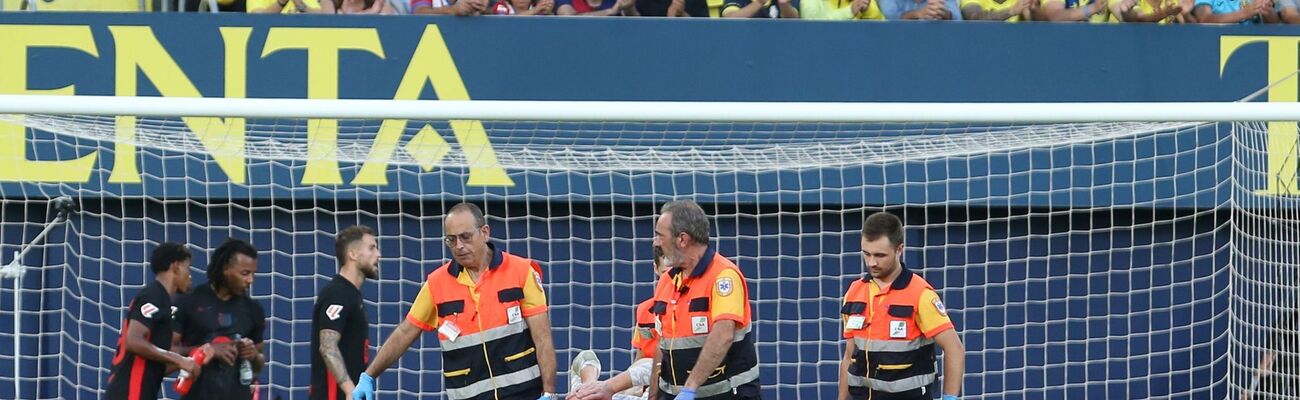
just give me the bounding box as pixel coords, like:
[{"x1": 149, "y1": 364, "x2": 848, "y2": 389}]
[{"x1": 0, "y1": 97, "x2": 1295, "y2": 400}]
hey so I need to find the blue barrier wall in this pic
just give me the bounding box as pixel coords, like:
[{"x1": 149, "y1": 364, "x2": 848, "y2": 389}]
[
  {"x1": 0, "y1": 13, "x2": 1298, "y2": 103},
  {"x1": 0, "y1": 12, "x2": 1295, "y2": 400}
]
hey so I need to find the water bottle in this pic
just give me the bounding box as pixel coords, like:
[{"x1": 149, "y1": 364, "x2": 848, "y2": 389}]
[
  {"x1": 233, "y1": 334, "x2": 253, "y2": 386},
  {"x1": 173, "y1": 347, "x2": 207, "y2": 395}
]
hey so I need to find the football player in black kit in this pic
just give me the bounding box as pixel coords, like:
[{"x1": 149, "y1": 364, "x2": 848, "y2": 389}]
[
  {"x1": 310, "y1": 225, "x2": 381, "y2": 400},
  {"x1": 172, "y1": 238, "x2": 267, "y2": 400},
  {"x1": 105, "y1": 242, "x2": 203, "y2": 400}
]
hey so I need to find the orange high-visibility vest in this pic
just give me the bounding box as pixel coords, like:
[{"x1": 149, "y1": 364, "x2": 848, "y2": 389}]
[
  {"x1": 650, "y1": 248, "x2": 759, "y2": 400},
  {"x1": 632, "y1": 299, "x2": 659, "y2": 359},
  {"x1": 426, "y1": 250, "x2": 544, "y2": 400},
  {"x1": 842, "y1": 268, "x2": 939, "y2": 395}
]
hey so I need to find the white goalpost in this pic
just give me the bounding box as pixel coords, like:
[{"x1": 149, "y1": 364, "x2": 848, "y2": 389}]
[
  {"x1": 8, "y1": 94, "x2": 1300, "y2": 121},
  {"x1": 0, "y1": 95, "x2": 1295, "y2": 400}
]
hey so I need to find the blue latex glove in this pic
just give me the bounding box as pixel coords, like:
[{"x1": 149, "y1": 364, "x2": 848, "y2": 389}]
[
  {"x1": 353, "y1": 373, "x2": 376, "y2": 400},
  {"x1": 674, "y1": 387, "x2": 697, "y2": 400},
  {"x1": 942, "y1": 395, "x2": 959, "y2": 400}
]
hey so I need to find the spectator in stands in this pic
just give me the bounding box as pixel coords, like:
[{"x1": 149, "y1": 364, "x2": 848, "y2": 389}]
[
  {"x1": 1191, "y1": 0, "x2": 1276, "y2": 23},
  {"x1": 800, "y1": 0, "x2": 884, "y2": 19},
  {"x1": 412, "y1": 0, "x2": 488, "y2": 14},
  {"x1": 1109, "y1": 0, "x2": 1183, "y2": 22},
  {"x1": 880, "y1": 0, "x2": 962, "y2": 19},
  {"x1": 722, "y1": 0, "x2": 799, "y2": 18},
  {"x1": 1179, "y1": 0, "x2": 1198, "y2": 19},
  {"x1": 556, "y1": 0, "x2": 637, "y2": 15},
  {"x1": 249, "y1": 0, "x2": 403, "y2": 12},
  {"x1": 488, "y1": 0, "x2": 555, "y2": 14},
  {"x1": 632, "y1": 0, "x2": 717, "y2": 16},
  {"x1": 321, "y1": 0, "x2": 396, "y2": 12},
  {"x1": 960, "y1": 0, "x2": 1034, "y2": 20},
  {"x1": 388, "y1": 0, "x2": 413, "y2": 12},
  {"x1": 1037, "y1": 0, "x2": 1110, "y2": 22},
  {"x1": 665, "y1": 0, "x2": 728, "y2": 15},
  {"x1": 634, "y1": 0, "x2": 671, "y2": 14},
  {"x1": 1280, "y1": 0, "x2": 1300, "y2": 22},
  {"x1": 248, "y1": 0, "x2": 319, "y2": 12},
  {"x1": 190, "y1": 0, "x2": 246, "y2": 11}
]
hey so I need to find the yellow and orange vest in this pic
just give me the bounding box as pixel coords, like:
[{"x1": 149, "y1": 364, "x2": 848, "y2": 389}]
[
  {"x1": 426, "y1": 251, "x2": 544, "y2": 400},
  {"x1": 650, "y1": 249, "x2": 760, "y2": 400},
  {"x1": 842, "y1": 268, "x2": 941, "y2": 396}
]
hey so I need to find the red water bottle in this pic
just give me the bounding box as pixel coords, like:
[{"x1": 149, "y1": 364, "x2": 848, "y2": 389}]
[{"x1": 174, "y1": 345, "x2": 209, "y2": 395}]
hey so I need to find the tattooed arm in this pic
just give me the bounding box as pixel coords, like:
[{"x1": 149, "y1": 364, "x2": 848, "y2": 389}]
[{"x1": 319, "y1": 329, "x2": 356, "y2": 397}]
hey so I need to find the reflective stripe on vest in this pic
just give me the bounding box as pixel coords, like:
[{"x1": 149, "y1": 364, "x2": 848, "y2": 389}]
[
  {"x1": 853, "y1": 336, "x2": 935, "y2": 353},
  {"x1": 656, "y1": 325, "x2": 751, "y2": 349},
  {"x1": 845, "y1": 373, "x2": 869, "y2": 388},
  {"x1": 651, "y1": 249, "x2": 760, "y2": 399},
  {"x1": 841, "y1": 269, "x2": 938, "y2": 393},
  {"x1": 446, "y1": 364, "x2": 542, "y2": 400},
  {"x1": 427, "y1": 249, "x2": 544, "y2": 400},
  {"x1": 657, "y1": 364, "x2": 760, "y2": 397},
  {"x1": 439, "y1": 320, "x2": 528, "y2": 352}
]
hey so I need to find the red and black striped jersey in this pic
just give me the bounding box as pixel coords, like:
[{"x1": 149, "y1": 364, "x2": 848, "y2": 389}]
[{"x1": 105, "y1": 280, "x2": 174, "y2": 400}]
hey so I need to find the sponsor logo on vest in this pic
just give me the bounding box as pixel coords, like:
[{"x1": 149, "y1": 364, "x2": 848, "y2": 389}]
[
  {"x1": 691, "y1": 316, "x2": 709, "y2": 334},
  {"x1": 507, "y1": 305, "x2": 522, "y2": 324},
  {"x1": 889, "y1": 320, "x2": 907, "y2": 338}
]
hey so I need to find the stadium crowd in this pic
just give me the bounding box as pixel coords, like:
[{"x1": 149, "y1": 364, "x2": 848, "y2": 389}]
[
  {"x1": 8, "y1": 0, "x2": 1296, "y2": 25},
  {"x1": 193, "y1": 0, "x2": 1285, "y2": 23}
]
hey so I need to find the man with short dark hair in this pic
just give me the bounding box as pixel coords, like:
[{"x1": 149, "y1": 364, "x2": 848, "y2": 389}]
[
  {"x1": 838, "y1": 212, "x2": 965, "y2": 400},
  {"x1": 311, "y1": 225, "x2": 381, "y2": 400},
  {"x1": 105, "y1": 242, "x2": 202, "y2": 400},
  {"x1": 555, "y1": 0, "x2": 637, "y2": 16},
  {"x1": 172, "y1": 238, "x2": 267, "y2": 400},
  {"x1": 1191, "y1": 0, "x2": 1276, "y2": 23}
]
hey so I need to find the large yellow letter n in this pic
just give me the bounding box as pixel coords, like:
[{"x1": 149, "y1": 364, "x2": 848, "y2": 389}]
[
  {"x1": 0, "y1": 25, "x2": 99, "y2": 183},
  {"x1": 1222, "y1": 36, "x2": 1300, "y2": 196},
  {"x1": 109, "y1": 26, "x2": 250, "y2": 184}
]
